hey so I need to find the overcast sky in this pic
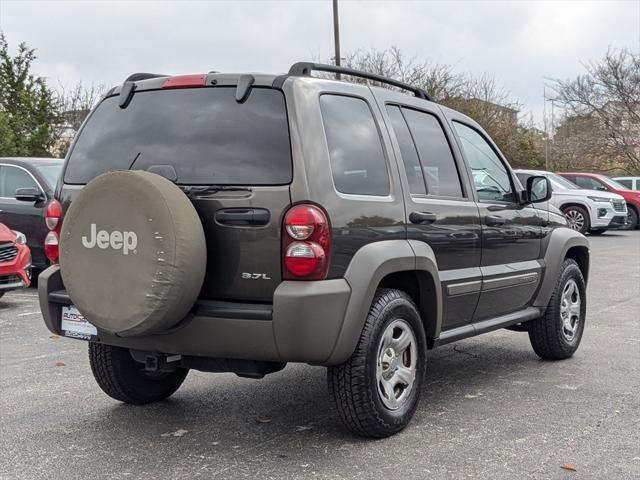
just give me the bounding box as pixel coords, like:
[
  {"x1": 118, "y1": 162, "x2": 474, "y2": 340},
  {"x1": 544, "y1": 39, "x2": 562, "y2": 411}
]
[{"x1": 1, "y1": 0, "x2": 639, "y2": 125}]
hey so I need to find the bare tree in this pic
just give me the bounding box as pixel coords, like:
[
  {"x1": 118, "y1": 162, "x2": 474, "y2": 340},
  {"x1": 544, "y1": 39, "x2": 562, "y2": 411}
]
[
  {"x1": 328, "y1": 46, "x2": 465, "y2": 101},
  {"x1": 323, "y1": 47, "x2": 543, "y2": 168},
  {"x1": 552, "y1": 48, "x2": 640, "y2": 173},
  {"x1": 52, "y1": 81, "x2": 106, "y2": 156},
  {"x1": 57, "y1": 81, "x2": 106, "y2": 129}
]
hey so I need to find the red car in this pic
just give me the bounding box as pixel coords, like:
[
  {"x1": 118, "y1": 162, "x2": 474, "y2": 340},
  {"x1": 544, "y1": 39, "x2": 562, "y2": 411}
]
[
  {"x1": 558, "y1": 172, "x2": 640, "y2": 230},
  {"x1": 0, "y1": 223, "x2": 32, "y2": 298}
]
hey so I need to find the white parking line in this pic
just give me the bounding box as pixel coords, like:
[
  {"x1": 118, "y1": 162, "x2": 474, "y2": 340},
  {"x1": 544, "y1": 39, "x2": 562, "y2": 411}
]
[{"x1": 16, "y1": 311, "x2": 41, "y2": 317}]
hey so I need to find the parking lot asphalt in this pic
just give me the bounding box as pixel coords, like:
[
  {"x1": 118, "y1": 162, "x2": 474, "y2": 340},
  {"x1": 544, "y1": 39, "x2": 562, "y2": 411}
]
[{"x1": 1, "y1": 232, "x2": 639, "y2": 480}]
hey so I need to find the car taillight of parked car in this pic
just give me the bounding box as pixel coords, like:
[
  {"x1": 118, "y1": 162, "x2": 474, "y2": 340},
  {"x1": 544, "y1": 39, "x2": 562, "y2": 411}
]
[
  {"x1": 282, "y1": 204, "x2": 331, "y2": 280},
  {"x1": 44, "y1": 200, "x2": 62, "y2": 263}
]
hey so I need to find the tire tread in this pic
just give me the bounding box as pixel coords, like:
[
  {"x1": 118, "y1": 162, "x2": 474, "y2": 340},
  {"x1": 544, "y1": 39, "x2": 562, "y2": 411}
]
[
  {"x1": 89, "y1": 343, "x2": 188, "y2": 405},
  {"x1": 528, "y1": 259, "x2": 585, "y2": 360},
  {"x1": 328, "y1": 289, "x2": 424, "y2": 438}
]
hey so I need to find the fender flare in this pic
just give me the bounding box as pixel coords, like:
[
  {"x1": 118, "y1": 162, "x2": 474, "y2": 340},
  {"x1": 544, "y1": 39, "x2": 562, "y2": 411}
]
[
  {"x1": 324, "y1": 239, "x2": 441, "y2": 365},
  {"x1": 533, "y1": 227, "x2": 589, "y2": 307}
]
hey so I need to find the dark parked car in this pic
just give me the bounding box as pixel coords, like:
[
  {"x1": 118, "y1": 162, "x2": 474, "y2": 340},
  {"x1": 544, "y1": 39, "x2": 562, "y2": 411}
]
[
  {"x1": 39, "y1": 64, "x2": 589, "y2": 438},
  {"x1": 0, "y1": 158, "x2": 63, "y2": 269}
]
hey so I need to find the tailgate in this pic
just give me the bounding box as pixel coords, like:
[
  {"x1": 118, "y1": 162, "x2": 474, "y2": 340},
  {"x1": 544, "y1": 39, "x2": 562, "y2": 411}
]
[{"x1": 62, "y1": 83, "x2": 293, "y2": 303}]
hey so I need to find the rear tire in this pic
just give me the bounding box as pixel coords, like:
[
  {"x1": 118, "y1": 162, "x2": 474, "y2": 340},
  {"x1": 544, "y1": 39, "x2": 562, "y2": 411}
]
[
  {"x1": 528, "y1": 259, "x2": 586, "y2": 360},
  {"x1": 89, "y1": 343, "x2": 188, "y2": 405},
  {"x1": 327, "y1": 289, "x2": 426, "y2": 438},
  {"x1": 562, "y1": 205, "x2": 590, "y2": 234}
]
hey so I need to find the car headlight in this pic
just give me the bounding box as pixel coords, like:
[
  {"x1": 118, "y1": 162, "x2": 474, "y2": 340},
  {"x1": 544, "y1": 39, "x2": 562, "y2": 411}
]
[
  {"x1": 587, "y1": 196, "x2": 612, "y2": 203},
  {"x1": 13, "y1": 231, "x2": 27, "y2": 245}
]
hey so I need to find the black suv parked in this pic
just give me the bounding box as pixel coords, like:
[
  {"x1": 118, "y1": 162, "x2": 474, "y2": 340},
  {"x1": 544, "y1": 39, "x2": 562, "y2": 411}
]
[
  {"x1": 39, "y1": 63, "x2": 590, "y2": 437},
  {"x1": 0, "y1": 157, "x2": 63, "y2": 269}
]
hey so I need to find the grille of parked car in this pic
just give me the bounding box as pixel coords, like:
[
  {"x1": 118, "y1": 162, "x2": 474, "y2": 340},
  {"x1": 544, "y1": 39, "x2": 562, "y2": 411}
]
[
  {"x1": 612, "y1": 200, "x2": 625, "y2": 212},
  {"x1": 0, "y1": 274, "x2": 20, "y2": 284},
  {"x1": 0, "y1": 243, "x2": 18, "y2": 264}
]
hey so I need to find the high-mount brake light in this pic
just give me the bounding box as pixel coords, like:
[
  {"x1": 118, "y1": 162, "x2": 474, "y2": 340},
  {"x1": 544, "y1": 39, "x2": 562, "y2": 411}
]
[
  {"x1": 44, "y1": 200, "x2": 62, "y2": 263},
  {"x1": 161, "y1": 74, "x2": 208, "y2": 89},
  {"x1": 282, "y1": 204, "x2": 330, "y2": 280}
]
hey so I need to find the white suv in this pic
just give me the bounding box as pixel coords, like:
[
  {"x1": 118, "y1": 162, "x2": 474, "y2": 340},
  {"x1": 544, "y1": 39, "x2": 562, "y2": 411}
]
[{"x1": 515, "y1": 170, "x2": 627, "y2": 235}]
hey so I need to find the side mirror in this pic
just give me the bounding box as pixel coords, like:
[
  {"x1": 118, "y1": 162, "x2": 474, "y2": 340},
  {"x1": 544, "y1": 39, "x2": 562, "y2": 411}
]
[
  {"x1": 15, "y1": 187, "x2": 45, "y2": 203},
  {"x1": 525, "y1": 176, "x2": 551, "y2": 204}
]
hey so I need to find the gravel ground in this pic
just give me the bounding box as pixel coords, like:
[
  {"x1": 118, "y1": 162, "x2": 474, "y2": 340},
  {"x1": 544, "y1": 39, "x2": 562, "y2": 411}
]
[{"x1": 1, "y1": 231, "x2": 639, "y2": 480}]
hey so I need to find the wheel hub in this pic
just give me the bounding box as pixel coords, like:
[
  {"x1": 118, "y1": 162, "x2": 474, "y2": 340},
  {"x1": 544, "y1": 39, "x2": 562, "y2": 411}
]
[
  {"x1": 376, "y1": 319, "x2": 418, "y2": 410},
  {"x1": 565, "y1": 210, "x2": 585, "y2": 231},
  {"x1": 560, "y1": 279, "x2": 581, "y2": 341}
]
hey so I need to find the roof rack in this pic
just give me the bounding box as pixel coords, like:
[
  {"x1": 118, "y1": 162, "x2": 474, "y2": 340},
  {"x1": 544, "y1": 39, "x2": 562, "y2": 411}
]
[{"x1": 288, "y1": 62, "x2": 431, "y2": 101}]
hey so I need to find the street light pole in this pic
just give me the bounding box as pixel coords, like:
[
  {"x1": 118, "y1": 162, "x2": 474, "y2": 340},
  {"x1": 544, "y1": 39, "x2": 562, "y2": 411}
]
[
  {"x1": 544, "y1": 87, "x2": 549, "y2": 171},
  {"x1": 332, "y1": 0, "x2": 341, "y2": 79}
]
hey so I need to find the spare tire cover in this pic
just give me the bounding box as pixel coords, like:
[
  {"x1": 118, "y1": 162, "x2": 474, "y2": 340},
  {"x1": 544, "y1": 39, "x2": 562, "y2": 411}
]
[{"x1": 60, "y1": 170, "x2": 206, "y2": 337}]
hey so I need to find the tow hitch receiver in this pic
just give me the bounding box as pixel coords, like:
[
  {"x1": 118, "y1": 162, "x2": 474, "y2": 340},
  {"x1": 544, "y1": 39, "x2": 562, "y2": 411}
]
[{"x1": 130, "y1": 350, "x2": 182, "y2": 373}]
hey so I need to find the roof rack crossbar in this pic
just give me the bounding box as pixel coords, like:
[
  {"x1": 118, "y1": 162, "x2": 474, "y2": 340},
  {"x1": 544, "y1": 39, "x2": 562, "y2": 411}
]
[{"x1": 288, "y1": 62, "x2": 431, "y2": 101}]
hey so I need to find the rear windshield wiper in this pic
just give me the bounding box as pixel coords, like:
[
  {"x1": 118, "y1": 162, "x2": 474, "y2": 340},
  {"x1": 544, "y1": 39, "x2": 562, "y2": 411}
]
[{"x1": 179, "y1": 185, "x2": 253, "y2": 198}]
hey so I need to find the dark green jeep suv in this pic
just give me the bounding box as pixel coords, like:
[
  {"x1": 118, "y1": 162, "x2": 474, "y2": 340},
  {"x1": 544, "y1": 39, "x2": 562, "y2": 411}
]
[{"x1": 38, "y1": 63, "x2": 589, "y2": 437}]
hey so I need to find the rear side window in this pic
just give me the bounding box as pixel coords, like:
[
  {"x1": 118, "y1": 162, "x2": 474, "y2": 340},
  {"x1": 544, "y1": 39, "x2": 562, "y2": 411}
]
[
  {"x1": 320, "y1": 95, "x2": 390, "y2": 196},
  {"x1": 65, "y1": 87, "x2": 292, "y2": 185},
  {"x1": 402, "y1": 108, "x2": 463, "y2": 197}
]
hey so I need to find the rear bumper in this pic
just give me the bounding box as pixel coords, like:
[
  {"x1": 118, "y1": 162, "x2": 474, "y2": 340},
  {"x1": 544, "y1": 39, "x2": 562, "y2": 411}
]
[{"x1": 39, "y1": 265, "x2": 351, "y2": 365}]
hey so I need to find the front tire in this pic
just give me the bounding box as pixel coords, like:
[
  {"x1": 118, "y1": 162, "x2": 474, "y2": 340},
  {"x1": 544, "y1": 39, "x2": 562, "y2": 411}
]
[
  {"x1": 623, "y1": 207, "x2": 638, "y2": 230},
  {"x1": 528, "y1": 259, "x2": 586, "y2": 360},
  {"x1": 89, "y1": 343, "x2": 188, "y2": 405},
  {"x1": 562, "y1": 205, "x2": 590, "y2": 234},
  {"x1": 327, "y1": 289, "x2": 426, "y2": 438}
]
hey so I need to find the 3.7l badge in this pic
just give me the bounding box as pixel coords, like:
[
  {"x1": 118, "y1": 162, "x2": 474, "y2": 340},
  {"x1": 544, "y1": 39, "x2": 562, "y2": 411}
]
[{"x1": 241, "y1": 273, "x2": 271, "y2": 280}]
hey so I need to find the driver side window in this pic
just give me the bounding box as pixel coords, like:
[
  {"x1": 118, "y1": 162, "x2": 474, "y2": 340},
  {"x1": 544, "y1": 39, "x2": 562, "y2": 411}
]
[
  {"x1": 0, "y1": 166, "x2": 39, "y2": 198},
  {"x1": 453, "y1": 122, "x2": 515, "y2": 203}
]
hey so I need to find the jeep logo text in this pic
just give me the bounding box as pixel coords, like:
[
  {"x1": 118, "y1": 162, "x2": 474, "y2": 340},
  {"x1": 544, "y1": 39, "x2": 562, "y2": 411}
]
[{"x1": 81, "y1": 223, "x2": 137, "y2": 255}]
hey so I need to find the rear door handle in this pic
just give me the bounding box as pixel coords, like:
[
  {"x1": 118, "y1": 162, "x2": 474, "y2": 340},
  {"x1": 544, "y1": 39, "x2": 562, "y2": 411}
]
[
  {"x1": 409, "y1": 211, "x2": 437, "y2": 225},
  {"x1": 215, "y1": 208, "x2": 270, "y2": 226},
  {"x1": 486, "y1": 215, "x2": 506, "y2": 226}
]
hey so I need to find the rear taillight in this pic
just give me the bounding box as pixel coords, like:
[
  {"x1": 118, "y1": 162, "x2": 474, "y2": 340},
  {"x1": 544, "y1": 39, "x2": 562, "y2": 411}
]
[
  {"x1": 282, "y1": 204, "x2": 331, "y2": 280},
  {"x1": 44, "y1": 200, "x2": 62, "y2": 263}
]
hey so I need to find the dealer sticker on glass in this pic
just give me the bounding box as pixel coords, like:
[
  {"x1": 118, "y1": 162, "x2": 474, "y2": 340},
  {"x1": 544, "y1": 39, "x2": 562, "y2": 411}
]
[{"x1": 61, "y1": 305, "x2": 98, "y2": 341}]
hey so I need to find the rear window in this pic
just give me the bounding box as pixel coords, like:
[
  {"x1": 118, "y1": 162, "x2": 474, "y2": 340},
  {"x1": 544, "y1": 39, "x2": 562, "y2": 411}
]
[
  {"x1": 65, "y1": 87, "x2": 292, "y2": 185},
  {"x1": 320, "y1": 94, "x2": 390, "y2": 196}
]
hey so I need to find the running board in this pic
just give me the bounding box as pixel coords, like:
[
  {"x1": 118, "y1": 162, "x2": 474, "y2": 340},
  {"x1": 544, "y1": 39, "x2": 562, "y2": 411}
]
[{"x1": 438, "y1": 307, "x2": 543, "y2": 346}]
